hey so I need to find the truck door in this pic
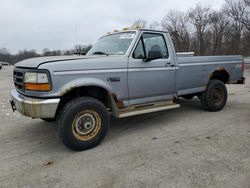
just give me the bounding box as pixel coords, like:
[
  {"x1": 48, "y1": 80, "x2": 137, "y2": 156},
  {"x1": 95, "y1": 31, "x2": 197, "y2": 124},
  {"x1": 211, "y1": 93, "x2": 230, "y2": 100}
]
[{"x1": 128, "y1": 32, "x2": 176, "y2": 105}]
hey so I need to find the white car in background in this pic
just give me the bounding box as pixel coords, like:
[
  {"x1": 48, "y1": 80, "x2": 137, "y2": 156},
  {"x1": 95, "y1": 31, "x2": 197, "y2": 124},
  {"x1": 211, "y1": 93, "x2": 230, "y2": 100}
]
[{"x1": 1, "y1": 61, "x2": 10, "y2": 66}]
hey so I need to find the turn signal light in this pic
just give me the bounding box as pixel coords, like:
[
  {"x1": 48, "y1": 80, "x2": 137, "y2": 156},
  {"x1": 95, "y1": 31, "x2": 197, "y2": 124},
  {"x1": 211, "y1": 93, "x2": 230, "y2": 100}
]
[{"x1": 25, "y1": 83, "x2": 51, "y2": 91}]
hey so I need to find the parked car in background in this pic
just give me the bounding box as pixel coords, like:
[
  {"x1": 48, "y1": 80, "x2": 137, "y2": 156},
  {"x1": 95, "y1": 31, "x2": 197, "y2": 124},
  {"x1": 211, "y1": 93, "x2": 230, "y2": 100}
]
[{"x1": 1, "y1": 61, "x2": 10, "y2": 66}]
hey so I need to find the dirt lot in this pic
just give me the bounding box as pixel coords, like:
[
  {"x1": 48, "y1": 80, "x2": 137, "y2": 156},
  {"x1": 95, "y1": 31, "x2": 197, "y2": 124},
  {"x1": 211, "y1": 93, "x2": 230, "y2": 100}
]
[{"x1": 0, "y1": 65, "x2": 250, "y2": 188}]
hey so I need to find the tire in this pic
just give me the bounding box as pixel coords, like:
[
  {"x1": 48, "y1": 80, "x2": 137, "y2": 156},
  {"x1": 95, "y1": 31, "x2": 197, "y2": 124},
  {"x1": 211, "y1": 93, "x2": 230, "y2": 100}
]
[
  {"x1": 41, "y1": 118, "x2": 56, "y2": 122},
  {"x1": 182, "y1": 94, "x2": 194, "y2": 100},
  {"x1": 57, "y1": 97, "x2": 109, "y2": 151},
  {"x1": 200, "y1": 79, "x2": 228, "y2": 111}
]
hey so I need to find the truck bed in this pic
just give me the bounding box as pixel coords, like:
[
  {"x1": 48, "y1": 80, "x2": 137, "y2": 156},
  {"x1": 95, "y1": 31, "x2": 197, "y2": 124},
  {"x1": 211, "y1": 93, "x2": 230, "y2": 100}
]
[{"x1": 177, "y1": 55, "x2": 243, "y2": 96}]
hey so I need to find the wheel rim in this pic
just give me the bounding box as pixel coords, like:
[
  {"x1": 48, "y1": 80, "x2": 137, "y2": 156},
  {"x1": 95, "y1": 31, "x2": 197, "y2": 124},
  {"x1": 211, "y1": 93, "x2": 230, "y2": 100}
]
[
  {"x1": 211, "y1": 87, "x2": 224, "y2": 106},
  {"x1": 72, "y1": 110, "x2": 101, "y2": 141}
]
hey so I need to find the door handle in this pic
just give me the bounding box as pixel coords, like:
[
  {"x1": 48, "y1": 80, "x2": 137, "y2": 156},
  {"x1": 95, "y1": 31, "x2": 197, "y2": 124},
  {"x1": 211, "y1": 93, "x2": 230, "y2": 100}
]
[
  {"x1": 165, "y1": 62, "x2": 171, "y2": 67},
  {"x1": 165, "y1": 62, "x2": 175, "y2": 67}
]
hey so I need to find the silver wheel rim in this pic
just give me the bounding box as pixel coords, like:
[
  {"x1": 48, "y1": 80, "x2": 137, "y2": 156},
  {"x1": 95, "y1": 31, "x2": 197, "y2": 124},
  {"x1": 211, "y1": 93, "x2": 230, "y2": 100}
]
[{"x1": 75, "y1": 113, "x2": 96, "y2": 136}]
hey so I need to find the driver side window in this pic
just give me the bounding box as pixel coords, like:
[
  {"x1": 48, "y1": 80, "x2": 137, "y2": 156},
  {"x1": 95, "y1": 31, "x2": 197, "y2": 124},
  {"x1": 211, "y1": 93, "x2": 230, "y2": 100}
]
[{"x1": 133, "y1": 33, "x2": 169, "y2": 59}]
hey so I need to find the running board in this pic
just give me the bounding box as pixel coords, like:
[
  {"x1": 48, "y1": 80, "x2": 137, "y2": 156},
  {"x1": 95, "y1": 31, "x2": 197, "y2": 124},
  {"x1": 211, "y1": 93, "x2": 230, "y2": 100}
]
[{"x1": 117, "y1": 101, "x2": 180, "y2": 118}]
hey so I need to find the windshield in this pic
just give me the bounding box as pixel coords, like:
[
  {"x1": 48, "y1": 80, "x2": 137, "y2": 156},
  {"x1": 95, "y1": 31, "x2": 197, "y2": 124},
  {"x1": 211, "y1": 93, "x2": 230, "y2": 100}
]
[{"x1": 87, "y1": 32, "x2": 136, "y2": 56}]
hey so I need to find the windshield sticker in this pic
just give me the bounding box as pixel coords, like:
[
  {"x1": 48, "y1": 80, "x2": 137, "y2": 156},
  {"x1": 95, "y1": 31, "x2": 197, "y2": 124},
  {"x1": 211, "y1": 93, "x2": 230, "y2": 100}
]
[{"x1": 119, "y1": 34, "x2": 135, "y2": 39}]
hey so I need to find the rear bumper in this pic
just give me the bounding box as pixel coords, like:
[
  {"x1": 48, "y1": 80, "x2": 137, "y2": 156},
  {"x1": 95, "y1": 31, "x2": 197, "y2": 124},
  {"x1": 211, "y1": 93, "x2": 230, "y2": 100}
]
[{"x1": 9, "y1": 89, "x2": 60, "y2": 118}]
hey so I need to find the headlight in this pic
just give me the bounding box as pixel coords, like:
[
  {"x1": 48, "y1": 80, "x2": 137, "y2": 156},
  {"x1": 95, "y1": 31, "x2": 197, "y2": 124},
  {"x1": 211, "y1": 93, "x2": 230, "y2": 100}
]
[
  {"x1": 24, "y1": 71, "x2": 52, "y2": 91},
  {"x1": 24, "y1": 72, "x2": 37, "y2": 83}
]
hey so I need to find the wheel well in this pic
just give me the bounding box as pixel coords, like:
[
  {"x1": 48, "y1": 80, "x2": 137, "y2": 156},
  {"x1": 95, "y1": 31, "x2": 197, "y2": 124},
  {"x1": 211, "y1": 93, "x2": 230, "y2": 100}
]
[
  {"x1": 210, "y1": 70, "x2": 229, "y2": 84},
  {"x1": 56, "y1": 86, "x2": 112, "y2": 117}
]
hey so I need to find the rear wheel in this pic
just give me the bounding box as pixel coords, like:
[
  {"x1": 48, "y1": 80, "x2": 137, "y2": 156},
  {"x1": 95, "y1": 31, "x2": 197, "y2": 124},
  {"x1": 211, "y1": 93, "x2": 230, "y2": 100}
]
[
  {"x1": 57, "y1": 97, "x2": 109, "y2": 151},
  {"x1": 201, "y1": 79, "x2": 227, "y2": 111}
]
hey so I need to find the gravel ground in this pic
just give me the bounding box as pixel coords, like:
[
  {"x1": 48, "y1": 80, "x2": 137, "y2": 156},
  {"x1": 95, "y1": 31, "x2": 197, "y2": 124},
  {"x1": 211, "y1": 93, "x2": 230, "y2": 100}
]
[{"x1": 0, "y1": 65, "x2": 249, "y2": 188}]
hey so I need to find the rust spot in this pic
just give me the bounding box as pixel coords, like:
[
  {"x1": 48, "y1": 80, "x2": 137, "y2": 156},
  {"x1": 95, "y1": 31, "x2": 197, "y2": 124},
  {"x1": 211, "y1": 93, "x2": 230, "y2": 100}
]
[
  {"x1": 217, "y1": 67, "x2": 226, "y2": 71},
  {"x1": 116, "y1": 100, "x2": 125, "y2": 109},
  {"x1": 111, "y1": 93, "x2": 125, "y2": 109}
]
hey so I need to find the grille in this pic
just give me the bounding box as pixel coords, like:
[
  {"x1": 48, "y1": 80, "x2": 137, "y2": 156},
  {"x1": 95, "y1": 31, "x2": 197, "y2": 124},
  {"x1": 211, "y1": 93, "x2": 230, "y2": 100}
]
[{"x1": 13, "y1": 68, "x2": 25, "y2": 92}]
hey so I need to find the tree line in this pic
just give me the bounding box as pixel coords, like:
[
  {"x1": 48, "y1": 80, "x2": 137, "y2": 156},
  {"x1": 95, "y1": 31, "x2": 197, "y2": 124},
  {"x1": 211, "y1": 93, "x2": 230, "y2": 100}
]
[
  {"x1": 0, "y1": 0, "x2": 249, "y2": 65},
  {"x1": 0, "y1": 45, "x2": 92, "y2": 65},
  {"x1": 132, "y1": 0, "x2": 250, "y2": 56}
]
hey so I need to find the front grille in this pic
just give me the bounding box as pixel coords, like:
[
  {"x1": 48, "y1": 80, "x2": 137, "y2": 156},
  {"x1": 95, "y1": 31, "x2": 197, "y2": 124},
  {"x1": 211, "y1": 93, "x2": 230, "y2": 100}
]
[{"x1": 13, "y1": 68, "x2": 25, "y2": 92}]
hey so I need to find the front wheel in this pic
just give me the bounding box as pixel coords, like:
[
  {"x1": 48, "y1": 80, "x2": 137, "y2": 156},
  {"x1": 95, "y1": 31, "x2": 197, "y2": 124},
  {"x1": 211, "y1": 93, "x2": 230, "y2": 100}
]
[
  {"x1": 200, "y1": 79, "x2": 228, "y2": 111},
  {"x1": 57, "y1": 97, "x2": 109, "y2": 151}
]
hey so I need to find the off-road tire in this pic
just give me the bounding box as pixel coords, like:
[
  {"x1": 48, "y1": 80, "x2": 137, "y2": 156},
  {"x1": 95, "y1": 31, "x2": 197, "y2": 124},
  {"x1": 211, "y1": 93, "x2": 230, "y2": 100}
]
[
  {"x1": 57, "y1": 97, "x2": 109, "y2": 151},
  {"x1": 200, "y1": 79, "x2": 227, "y2": 111}
]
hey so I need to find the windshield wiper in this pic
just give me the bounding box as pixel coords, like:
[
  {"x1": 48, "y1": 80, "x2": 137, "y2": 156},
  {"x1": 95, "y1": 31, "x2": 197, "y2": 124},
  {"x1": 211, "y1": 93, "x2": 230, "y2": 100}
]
[{"x1": 92, "y1": 51, "x2": 109, "y2": 56}]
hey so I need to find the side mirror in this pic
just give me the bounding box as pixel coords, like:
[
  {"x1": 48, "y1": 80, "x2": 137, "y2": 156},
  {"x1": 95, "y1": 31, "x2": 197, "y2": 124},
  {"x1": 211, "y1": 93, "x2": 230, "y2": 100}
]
[{"x1": 143, "y1": 50, "x2": 162, "y2": 62}]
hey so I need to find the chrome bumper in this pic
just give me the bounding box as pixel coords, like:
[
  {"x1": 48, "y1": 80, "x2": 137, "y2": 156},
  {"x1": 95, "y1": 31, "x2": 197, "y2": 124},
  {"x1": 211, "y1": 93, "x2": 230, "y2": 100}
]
[{"x1": 9, "y1": 89, "x2": 60, "y2": 118}]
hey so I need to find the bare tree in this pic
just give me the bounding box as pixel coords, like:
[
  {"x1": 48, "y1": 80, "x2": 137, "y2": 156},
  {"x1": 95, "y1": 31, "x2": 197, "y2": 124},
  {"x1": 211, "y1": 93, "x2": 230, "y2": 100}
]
[
  {"x1": 225, "y1": 0, "x2": 250, "y2": 31},
  {"x1": 188, "y1": 4, "x2": 211, "y2": 55},
  {"x1": 74, "y1": 45, "x2": 92, "y2": 55},
  {"x1": 161, "y1": 10, "x2": 190, "y2": 52},
  {"x1": 148, "y1": 21, "x2": 161, "y2": 30},
  {"x1": 209, "y1": 11, "x2": 229, "y2": 54},
  {"x1": 130, "y1": 19, "x2": 147, "y2": 29},
  {"x1": 224, "y1": 0, "x2": 245, "y2": 54}
]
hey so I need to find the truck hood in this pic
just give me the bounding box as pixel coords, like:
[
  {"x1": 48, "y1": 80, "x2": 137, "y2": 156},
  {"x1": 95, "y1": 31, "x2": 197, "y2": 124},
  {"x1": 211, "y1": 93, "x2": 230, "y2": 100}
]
[{"x1": 15, "y1": 55, "x2": 105, "y2": 68}]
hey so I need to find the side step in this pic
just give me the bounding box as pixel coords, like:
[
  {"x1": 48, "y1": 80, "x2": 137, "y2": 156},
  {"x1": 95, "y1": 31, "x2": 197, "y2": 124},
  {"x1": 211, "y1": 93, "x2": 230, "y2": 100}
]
[{"x1": 118, "y1": 100, "x2": 180, "y2": 118}]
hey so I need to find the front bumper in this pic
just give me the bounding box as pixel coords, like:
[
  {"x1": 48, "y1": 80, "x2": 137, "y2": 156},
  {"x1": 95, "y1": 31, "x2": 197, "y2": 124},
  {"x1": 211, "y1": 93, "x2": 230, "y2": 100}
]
[{"x1": 9, "y1": 89, "x2": 60, "y2": 118}]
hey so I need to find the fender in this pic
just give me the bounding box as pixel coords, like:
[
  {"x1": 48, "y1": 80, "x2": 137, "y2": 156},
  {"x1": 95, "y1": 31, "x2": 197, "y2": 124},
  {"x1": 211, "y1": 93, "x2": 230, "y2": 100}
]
[{"x1": 56, "y1": 77, "x2": 116, "y2": 97}]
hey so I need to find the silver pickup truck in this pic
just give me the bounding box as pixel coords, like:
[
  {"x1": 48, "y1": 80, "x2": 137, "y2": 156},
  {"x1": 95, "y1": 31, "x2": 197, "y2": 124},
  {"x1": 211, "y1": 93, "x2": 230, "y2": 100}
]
[{"x1": 10, "y1": 29, "x2": 245, "y2": 151}]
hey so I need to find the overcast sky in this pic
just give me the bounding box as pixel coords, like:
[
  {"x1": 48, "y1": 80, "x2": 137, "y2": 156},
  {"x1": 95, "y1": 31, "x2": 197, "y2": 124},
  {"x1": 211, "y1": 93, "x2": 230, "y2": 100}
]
[{"x1": 0, "y1": 0, "x2": 225, "y2": 54}]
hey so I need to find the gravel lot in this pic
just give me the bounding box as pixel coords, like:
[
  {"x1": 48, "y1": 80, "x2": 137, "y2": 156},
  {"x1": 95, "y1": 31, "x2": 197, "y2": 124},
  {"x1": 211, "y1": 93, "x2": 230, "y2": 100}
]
[{"x1": 0, "y1": 65, "x2": 250, "y2": 188}]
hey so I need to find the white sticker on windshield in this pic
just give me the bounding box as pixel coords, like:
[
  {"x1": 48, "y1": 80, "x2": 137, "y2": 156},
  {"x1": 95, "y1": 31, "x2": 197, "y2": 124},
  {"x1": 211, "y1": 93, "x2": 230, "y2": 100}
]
[{"x1": 119, "y1": 34, "x2": 135, "y2": 39}]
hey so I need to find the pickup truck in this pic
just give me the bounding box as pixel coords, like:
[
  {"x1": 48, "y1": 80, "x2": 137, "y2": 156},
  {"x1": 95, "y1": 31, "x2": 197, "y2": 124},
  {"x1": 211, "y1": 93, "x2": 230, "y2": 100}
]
[{"x1": 10, "y1": 29, "x2": 245, "y2": 151}]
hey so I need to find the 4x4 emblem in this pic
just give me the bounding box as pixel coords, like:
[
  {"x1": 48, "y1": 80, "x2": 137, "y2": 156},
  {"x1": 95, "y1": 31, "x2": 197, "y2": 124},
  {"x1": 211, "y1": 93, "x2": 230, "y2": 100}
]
[{"x1": 107, "y1": 77, "x2": 120, "y2": 82}]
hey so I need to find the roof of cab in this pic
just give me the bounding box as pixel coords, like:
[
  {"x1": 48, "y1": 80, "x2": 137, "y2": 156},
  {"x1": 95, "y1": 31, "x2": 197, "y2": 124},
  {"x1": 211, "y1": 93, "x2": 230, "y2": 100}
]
[{"x1": 103, "y1": 28, "x2": 168, "y2": 38}]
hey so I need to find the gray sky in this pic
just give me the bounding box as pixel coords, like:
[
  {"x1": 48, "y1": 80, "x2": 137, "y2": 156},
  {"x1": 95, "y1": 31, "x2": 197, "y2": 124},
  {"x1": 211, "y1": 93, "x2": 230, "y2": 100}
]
[{"x1": 0, "y1": 0, "x2": 225, "y2": 54}]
